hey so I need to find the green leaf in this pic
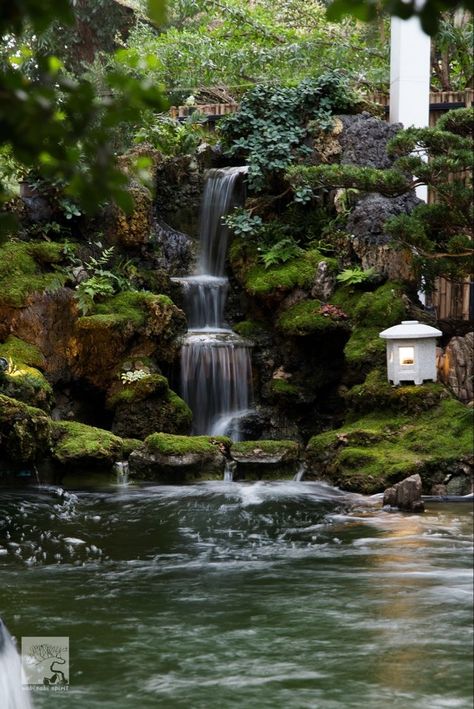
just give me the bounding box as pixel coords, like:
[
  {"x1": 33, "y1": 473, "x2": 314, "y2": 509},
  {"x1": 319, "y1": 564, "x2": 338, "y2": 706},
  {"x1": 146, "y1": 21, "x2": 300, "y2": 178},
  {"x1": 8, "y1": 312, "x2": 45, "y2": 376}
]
[{"x1": 147, "y1": 0, "x2": 167, "y2": 25}]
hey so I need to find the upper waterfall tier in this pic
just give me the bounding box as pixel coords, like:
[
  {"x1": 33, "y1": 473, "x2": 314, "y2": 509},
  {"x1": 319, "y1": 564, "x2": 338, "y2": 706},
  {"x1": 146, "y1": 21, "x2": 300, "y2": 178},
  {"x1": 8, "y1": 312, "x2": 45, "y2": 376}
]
[{"x1": 197, "y1": 166, "x2": 248, "y2": 277}]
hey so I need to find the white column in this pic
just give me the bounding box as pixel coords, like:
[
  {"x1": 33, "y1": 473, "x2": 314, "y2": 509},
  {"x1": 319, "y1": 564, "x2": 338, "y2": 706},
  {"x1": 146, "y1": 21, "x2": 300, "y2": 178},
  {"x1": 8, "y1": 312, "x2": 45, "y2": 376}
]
[
  {"x1": 390, "y1": 13, "x2": 431, "y2": 203},
  {"x1": 390, "y1": 15, "x2": 431, "y2": 129},
  {"x1": 390, "y1": 12, "x2": 431, "y2": 305}
]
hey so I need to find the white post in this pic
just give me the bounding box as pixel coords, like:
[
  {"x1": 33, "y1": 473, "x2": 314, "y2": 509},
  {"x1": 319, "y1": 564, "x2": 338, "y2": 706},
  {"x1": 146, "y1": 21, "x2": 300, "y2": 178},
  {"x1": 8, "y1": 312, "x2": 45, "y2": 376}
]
[{"x1": 390, "y1": 12, "x2": 431, "y2": 202}]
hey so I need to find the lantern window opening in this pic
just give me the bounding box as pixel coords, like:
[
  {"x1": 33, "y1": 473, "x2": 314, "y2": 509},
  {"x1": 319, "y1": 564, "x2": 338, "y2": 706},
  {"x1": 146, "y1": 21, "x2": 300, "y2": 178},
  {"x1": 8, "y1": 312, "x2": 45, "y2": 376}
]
[{"x1": 399, "y1": 346, "x2": 415, "y2": 366}]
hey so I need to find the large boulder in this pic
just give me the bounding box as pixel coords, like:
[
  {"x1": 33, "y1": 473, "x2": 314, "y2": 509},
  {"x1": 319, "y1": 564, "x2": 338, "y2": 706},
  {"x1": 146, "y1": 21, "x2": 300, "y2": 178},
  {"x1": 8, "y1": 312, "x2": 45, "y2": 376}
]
[
  {"x1": 347, "y1": 193, "x2": 420, "y2": 281},
  {"x1": 383, "y1": 473, "x2": 424, "y2": 512},
  {"x1": 129, "y1": 433, "x2": 230, "y2": 482},
  {"x1": 0, "y1": 394, "x2": 52, "y2": 464},
  {"x1": 339, "y1": 112, "x2": 402, "y2": 169},
  {"x1": 305, "y1": 396, "x2": 472, "y2": 494},
  {"x1": 437, "y1": 332, "x2": 474, "y2": 404},
  {"x1": 107, "y1": 374, "x2": 192, "y2": 438},
  {"x1": 51, "y1": 420, "x2": 126, "y2": 470}
]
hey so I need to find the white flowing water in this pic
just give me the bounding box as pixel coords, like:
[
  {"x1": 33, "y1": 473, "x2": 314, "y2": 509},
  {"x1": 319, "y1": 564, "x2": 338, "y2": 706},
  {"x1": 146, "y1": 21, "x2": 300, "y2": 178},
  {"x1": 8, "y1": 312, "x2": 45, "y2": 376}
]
[
  {"x1": 176, "y1": 167, "x2": 253, "y2": 438},
  {"x1": 1, "y1": 484, "x2": 473, "y2": 709},
  {"x1": 0, "y1": 620, "x2": 33, "y2": 709}
]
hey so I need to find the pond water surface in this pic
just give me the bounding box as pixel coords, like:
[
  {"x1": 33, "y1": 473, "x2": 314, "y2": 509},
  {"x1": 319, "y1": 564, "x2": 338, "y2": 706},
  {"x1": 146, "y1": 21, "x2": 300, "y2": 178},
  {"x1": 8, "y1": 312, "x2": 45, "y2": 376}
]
[{"x1": 1, "y1": 480, "x2": 472, "y2": 708}]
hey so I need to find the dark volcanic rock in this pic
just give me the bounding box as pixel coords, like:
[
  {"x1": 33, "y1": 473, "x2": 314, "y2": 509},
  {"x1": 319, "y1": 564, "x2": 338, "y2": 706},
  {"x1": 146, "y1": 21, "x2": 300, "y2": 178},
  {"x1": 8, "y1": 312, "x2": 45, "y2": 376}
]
[
  {"x1": 347, "y1": 193, "x2": 421, "y2": 281},
  {"x1": 347, "y1": 193, "x2": 421, "y2": 247},
  {"x1": 151, "y1": 217, "x2": 195, "y2": 275},
  {"x1": 339, "y1": 113, "x2": 402, "y2": 169}
]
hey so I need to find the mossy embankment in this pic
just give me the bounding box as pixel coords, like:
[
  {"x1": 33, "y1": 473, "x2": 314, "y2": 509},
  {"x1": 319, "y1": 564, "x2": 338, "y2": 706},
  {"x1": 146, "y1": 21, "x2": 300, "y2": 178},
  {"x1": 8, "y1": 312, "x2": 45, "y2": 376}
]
[
  {"x1": 306, "y1": 392, "x2": 472, "y2": 495},
  {"x1": 230, "y1": 243, "x2": 334, "y2": 300}
]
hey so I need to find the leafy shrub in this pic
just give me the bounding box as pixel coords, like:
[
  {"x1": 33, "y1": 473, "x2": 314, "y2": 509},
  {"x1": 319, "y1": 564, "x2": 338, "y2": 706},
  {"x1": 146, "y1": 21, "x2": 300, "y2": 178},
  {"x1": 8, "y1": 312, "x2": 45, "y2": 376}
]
[
  {"x1": 219, "y1": 73, "x2": 357, "y2": 192},
  {"x1": 223, "y1": 208, "x2": 263, "y2": 237},
  {"x1": 134, "y1": 112, "x2": 211, "y2": 156}
]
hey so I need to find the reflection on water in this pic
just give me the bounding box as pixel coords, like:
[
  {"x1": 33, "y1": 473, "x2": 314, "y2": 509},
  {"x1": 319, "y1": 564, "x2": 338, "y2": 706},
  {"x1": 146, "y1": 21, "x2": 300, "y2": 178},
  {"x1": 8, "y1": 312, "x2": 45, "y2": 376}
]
[{"x1": 0, "y1": 481, "x2": 472, "y2": 709}]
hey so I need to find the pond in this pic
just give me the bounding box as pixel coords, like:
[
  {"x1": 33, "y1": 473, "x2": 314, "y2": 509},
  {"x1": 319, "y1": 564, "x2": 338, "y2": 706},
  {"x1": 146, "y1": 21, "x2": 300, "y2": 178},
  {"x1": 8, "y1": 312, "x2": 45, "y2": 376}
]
[{"x1": 1, "y1": 480, "x2": 473, "y2": 709}]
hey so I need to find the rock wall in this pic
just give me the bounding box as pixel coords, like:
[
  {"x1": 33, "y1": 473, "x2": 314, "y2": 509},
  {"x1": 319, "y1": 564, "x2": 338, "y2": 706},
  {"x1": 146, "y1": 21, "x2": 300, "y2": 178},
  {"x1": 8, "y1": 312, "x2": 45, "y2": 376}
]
[{"x1": 437, "y1": 332, "x2": 474, "y2": 403}]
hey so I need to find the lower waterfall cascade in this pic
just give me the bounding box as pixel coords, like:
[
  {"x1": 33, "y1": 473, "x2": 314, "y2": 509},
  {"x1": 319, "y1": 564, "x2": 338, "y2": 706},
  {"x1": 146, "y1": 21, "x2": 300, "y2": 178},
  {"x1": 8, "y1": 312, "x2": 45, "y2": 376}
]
[{"x1": 174, "y1": 166, "x2": 254, "y2": 439}]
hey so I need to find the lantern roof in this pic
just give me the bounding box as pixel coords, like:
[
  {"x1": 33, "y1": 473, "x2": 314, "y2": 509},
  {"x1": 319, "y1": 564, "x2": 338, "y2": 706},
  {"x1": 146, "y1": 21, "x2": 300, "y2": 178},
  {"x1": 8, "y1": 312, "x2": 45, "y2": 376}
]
[{"x1": 379, "y1": 320, "x2": 442, "y2": 340}]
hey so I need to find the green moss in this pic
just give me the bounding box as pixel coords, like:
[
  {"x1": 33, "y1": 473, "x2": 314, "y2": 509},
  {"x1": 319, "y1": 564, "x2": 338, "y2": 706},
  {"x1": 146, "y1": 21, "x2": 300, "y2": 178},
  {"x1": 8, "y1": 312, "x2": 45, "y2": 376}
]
[
  {"x1": 244, "y1": 250, "x2": 328, "y2": 296},
  {"x1": 93, "y1": 290, "x2": 157, "y2": 327},
  {"x1": 0, "y1": 336, "x2": 45, "y2": 368},
  {"x1": 122, "y1": 438, "x2": 143, "y2": 456},
  {"x1": 277, "y1": 299, "x2": 350, "y2": 337},
  {"x1": 346, "y1": 369, "x2": 446, "y2": 413},
  {"x1": 107, "y1": 374, "x2": 169, "y2": 407},
  {"x1": 233, "y1": 320, "x2": 268, "y2": 339},
  {"x1": 331, "y1": 281, "x2": 406, "y2": 326},
  {"x1": 331, "y1": 282, "x2": 407, "y2": 370},
  {"x1": 27, "y1": 242, "x2": 66, "y2": 265},
  {"x1": 167, "y1": 391, "x2": 193, "y2": 430},
  {"x1": 305, "y1": 429, "x2": 339, "y2": 456},
  {"x1": 0, "y1": 241, "x2": 66, "y2": 307},
  {"x1": 0, "y1": 336, "x2": 52, "y2": 410},
  {"x1": 0, "y1": 393, "x2": 52, "y2": 462},
  {"x1": 352, "y1": 282, "x2": 406, "y2": 327},
  {"x1": 52, "y1": 420, "x2": 125, "y2": 465},
  {"x1": 270, "y1": 379, "x2": 301, "y2": 397},
  {"x1": 306, "y1": 396, "x2": 473, "y2": 494},
  {"x1": 76, "y1": 313, "x2": 129, "y2": 331},
  {"x1": 144, "y1": 433, "x2": 231, "y2": 456},
  {"x1": 343, "y1": 326, "x2": 385, "y2": 367}
]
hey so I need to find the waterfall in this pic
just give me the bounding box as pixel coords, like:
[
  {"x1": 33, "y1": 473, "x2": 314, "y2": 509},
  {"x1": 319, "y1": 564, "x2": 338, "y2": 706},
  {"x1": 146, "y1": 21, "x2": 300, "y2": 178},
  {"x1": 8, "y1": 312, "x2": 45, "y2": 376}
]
[
  {"x1": 0, "y1": 619, "x2": 33, "y2": 709},
  {"x1": 175, "y1": 166, "x2": 253, "y2": 439}
]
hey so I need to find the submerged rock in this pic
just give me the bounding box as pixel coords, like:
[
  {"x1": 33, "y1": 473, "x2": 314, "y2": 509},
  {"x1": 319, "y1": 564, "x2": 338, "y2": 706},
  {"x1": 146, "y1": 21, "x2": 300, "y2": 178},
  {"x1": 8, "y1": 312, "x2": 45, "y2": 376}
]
[
  {"x1": 383, "y1": 473, "x2": 424, "y2": 512},
  {"x1": 230, "y1": 440, "x2": 301, "y2": 480}
]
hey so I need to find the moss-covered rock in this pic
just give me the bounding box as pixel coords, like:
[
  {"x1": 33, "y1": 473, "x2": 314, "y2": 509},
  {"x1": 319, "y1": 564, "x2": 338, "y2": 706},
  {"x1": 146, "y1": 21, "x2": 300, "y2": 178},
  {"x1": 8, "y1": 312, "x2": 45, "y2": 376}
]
[
  {"x1": 0, "y1": 335, "x2": 45, "y2": 367},
  {"x1": 0, "y1": 240, "x2": 66, "y2": 308},
  {"x1": 129, "y1": 433, "x2": 231, "y2": 482},
  {"x1": 0, "y1": 336, "x2": 53, "y2": 411},
  {"x1": 231, "y1": 245, "x2": 333, "y2": 302},
  {"x1": 270, "y1": 379, "x2": 301, "y2": 398},
  {"x1": 306, "y1": 396, "x2": 473, "y2": 494},
  {"x1": 331, "y1": 281, "x2": 407, "y2": 375},
  {"x1": 52, "y1": 420, "x2": 126, "y2": 469},
  {"x1": 74, "y1": 292, "x2": 186, "y2": 390},
  {"x1": 107, "y1": 374, "x2": 192, "y2": 438},
  {"x1": 231, "y1": 439, "x2": 301, "y2": 480},
  {"x1": 277, "y1": 299, "x2": 351, "y2": 337},
  {"x1": 345, "y1": 369, "x2": 446, "y2": 413},
  {"x1": 0, "y1": 394, "x2": 52, "y2": 463},
  {"x1": 233, "y1": 320, "x2": 269, "y2": 340}
]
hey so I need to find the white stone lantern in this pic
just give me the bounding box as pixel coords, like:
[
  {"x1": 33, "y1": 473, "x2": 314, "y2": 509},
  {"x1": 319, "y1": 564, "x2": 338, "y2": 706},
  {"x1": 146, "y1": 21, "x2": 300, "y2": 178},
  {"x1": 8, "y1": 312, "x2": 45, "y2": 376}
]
[{"x1": 379, "y1": 320, "x2": 442, "y2": 385}]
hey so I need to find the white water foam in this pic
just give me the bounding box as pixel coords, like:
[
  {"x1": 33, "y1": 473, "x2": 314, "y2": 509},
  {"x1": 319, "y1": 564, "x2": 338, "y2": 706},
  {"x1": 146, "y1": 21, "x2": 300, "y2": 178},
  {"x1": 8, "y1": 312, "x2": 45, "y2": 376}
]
[{"x1": 0, "y1": 620, "x2": 33, "y2": 709}]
